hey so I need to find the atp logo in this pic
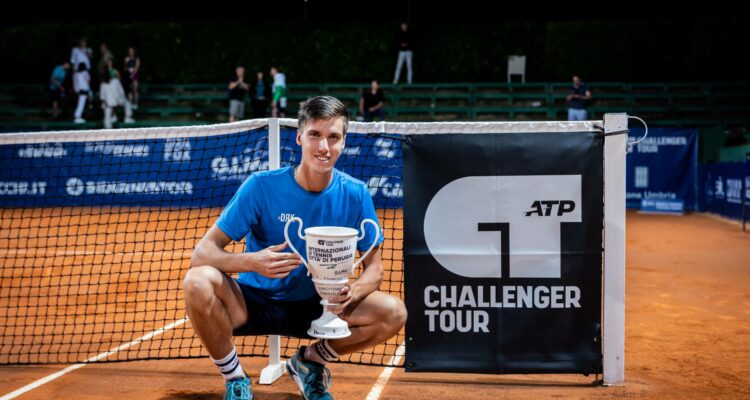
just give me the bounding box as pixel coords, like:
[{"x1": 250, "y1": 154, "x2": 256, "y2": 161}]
[
  {"x1": 424, "y1": 175, "x2": 582, "y2": 279},
  {"x1": 524, "y1": 200, "x2": 576, "y2": 216}
]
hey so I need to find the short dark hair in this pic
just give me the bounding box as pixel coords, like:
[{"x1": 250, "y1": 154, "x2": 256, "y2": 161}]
[{"x1": 297, "y1": 96, "x2": 349, "y2": 135}]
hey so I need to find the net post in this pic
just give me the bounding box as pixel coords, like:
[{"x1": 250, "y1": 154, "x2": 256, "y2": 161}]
[
  {"x1": 602, "y1": 113, "x2": 627, "y2": 386},
  {"x1": 268, "y1": 118, "x2": 281, "y2": 171},
  {"x1": 259, "y1": 118, "x2": 286, "y2": 385}
]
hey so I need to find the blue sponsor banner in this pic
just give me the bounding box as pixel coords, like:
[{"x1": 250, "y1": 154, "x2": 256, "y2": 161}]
[
  {"x1": 626, "y1": 128, "x2": 698, "y2": 210},
  {"x1": 639, "y1": 199, "x2": 685, "y2": 214},
  {"x1": 0, "y1": 127, "x2": 404, "y2": 208},
  {"x1": 0, "y1": 129, "x2": 268, "y2": 208},
  {"x1": 698, "y1": 161, "x2": 750, "y2": 221}
]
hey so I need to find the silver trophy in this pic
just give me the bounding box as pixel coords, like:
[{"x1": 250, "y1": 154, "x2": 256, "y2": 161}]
[{"x1": 284, "y1": 217, "x2": 380, "y2": 338}]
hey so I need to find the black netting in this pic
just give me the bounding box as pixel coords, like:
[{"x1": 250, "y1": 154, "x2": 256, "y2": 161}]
[{"x1": 0, "y1": 124, "x2": 404, "y2": 366}]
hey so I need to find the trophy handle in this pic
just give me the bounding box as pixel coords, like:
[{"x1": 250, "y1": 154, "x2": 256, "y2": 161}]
[
  {"x1": 353, "y1": 218, "x2": 380, "y2": 268},
  {"x1": 283, "y1": 217, "x2": 309, "y2": 273}
]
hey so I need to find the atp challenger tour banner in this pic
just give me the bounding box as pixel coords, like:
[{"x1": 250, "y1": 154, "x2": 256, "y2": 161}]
[{"x1": 403, "y1": 132, "x2": 603, "y2": 374}]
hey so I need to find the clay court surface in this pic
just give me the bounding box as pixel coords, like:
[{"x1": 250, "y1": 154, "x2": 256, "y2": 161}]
[{"x1": 1, "y1": 209, "x2": 749, "y2": 399}]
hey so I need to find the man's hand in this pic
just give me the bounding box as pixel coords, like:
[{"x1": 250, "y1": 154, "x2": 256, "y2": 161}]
[
  {"x1": 326, "y1": 284, "x2": 359, "y2": 317},
  {"x1": 249, "y1": 242, "x2": 303, "y2": 278}
]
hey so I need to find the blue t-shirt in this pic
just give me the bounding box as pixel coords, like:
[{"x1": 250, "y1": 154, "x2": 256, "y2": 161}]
[
  {"x1": 50, "y1": 65, "x2": 67, "y2": 91},
  {"x1": 216, "y1": 166, "x2": 384, "y2": 301}
]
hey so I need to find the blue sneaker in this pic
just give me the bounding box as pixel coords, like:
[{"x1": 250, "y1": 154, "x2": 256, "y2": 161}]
[
  {"x1": 224, "y1": 376, "x2": 253, "y2": 400},
  {"x1": 286, "y1": 346, "x2": 333, "y2": 400}
]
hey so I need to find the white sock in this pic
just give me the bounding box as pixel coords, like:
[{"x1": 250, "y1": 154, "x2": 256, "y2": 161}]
[
  {"x1": 211, "y1": 346, "x2": 246, "y2": 381},
  {"x1": 304, "y1": 340, "x2": 339, "y2": 365}
]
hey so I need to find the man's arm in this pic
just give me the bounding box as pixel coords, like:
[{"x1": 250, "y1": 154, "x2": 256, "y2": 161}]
[{"x1": 191, "y1": 224, "x2": 303, "y2": 278}]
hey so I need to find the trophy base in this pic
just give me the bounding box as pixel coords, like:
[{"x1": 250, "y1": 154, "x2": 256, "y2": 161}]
[{"x1": 307, "y1": 309, "x2": 351, "y2": 339}]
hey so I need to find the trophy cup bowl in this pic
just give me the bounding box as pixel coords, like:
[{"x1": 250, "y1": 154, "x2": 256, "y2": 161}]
[{"x1": 284, "y1": 217, "x2": 380, "y2": 339}]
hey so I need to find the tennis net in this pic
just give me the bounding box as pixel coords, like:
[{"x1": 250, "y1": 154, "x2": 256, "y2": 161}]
[{"x1": 0, "y1": 119, "x2": 404, "y2": 365}]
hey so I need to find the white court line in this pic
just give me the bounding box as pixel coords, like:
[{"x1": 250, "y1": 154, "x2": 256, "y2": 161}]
[
  {"x1": 0, "y1": 249, "x2": 193, "y2": 258},
  {"x1": 365, "y1": 342, "x2": 405, "y2": 400},
  {"x1": 0, "y1": 317, "x2": 189, "y2": 400}
]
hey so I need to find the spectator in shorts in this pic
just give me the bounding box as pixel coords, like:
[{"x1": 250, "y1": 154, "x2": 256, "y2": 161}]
[
  {"x1": 49, "y1": 61, "x2": 71, "y2": 119},
  {"x1": 228, "y1": 66, "x2": 249, "y2": 122},
  {"x1": 73, "y1": 62, "x2": 90, "y2": 124},
  {"x1": 124, "y1": 46, "x2": 141, "y2": 109},
  {"x1": 270, "y1": 66, "x2": 287, "y2": 118},
  {"x1": 359, "y1": 80, "x2": 386, "y2": 122}
]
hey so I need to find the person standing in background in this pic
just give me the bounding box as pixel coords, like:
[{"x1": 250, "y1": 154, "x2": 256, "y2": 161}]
[
  {"x1": 228, "y1": 66, "x2": 249, "y2": 122},
  {"x1": 250, "y1": 70, "x2": 271, "y2": 118},
  {"x1": 72, "y1": 62, "x2": 90, "y2": 124},
  {"x1": 270, "y1": 66, "x2": 287, "y2": 118},
  {"x1": 124, "y1": 47, "x2": 141, "y2": 109},
  {"x1": 566, "y1": 75, "x2": 592, "y2": 121},
  {"x1": 392, "y1": 23, "x2": 413, "y2": 85},
  {"x1": 49, "y1": 61, "x2": 71, "y2": 119}
]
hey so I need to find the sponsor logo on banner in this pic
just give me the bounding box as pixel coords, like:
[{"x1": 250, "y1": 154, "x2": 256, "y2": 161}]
[
  {"x1": 280, "y1": 145, "x2": 298, "y2": 163},
  {"x1": 421, "y1": 175, "x2": 583, "y2": 333},
  {"x1": 726, "y1": 178, "x2": 742, "y2": 204},
  {"x1": 211, "y1": 141, "x2": 300, "y2": 182},
  {"x1": 746, "y1": 177, "x2": 750, "y2": 201},
  {"x1": 635, "y1": 166, "x2": 649, "y2": 188},
  {"x1": 714, "y1": 176, "x2": 725, "y2": 199},
  {"x1": 0, "y1": 181, "x2": 47, "y2": 195},
  {"x1": 164, "y1": 138, "x2": 191, "y2": 162},
  {"x1": 84, "y1": 142, "x2": 150, "y2": 157},
  {"x1": 212, "y1": 148, "x2": 266, "y2": 181},
  {"x1": 422, "y1": 285, "x2": 581, "y2": 333},
  {"x1": 424, "y1": 175, "x2": 581, "y2": 278},
  {"x1": 634, "y1": 136, "x2": 688, "y2": 154},
  {"x1": 341, "y1": 146, "x2": 361, "y2": 156},
  {"x1": 17, "y1": 143, "x2": 66, "y2": 158},
  {"x1": 65, "y1": 177, "x2": 192, "y2": 196},
  {"x1": 367, "y1": 176, "x2": 403, "y2": 199},
  {"x1": 373, "y1": 138, "x2": 399, "y2": 159}
]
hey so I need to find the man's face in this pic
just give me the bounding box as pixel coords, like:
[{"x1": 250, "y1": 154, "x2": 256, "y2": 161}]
[
  {"x1": 573, "y1": 76, "x2": 581, "y2": 86},
  {"x1": 270, "y1": 67, "x2": 277, "y2": 76},
  {"x1": 296, "y1": 117, "x2": 346, "y2": 175},
  {"x1": 257, "y1": 72, "x2": 263, "y2": 80},
  {"x1": 371, "y1": 80, "x2": 379, "y2": 91},
  {"x1": 236, "y1": 67, "x2": 245, "y2": 77}
]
